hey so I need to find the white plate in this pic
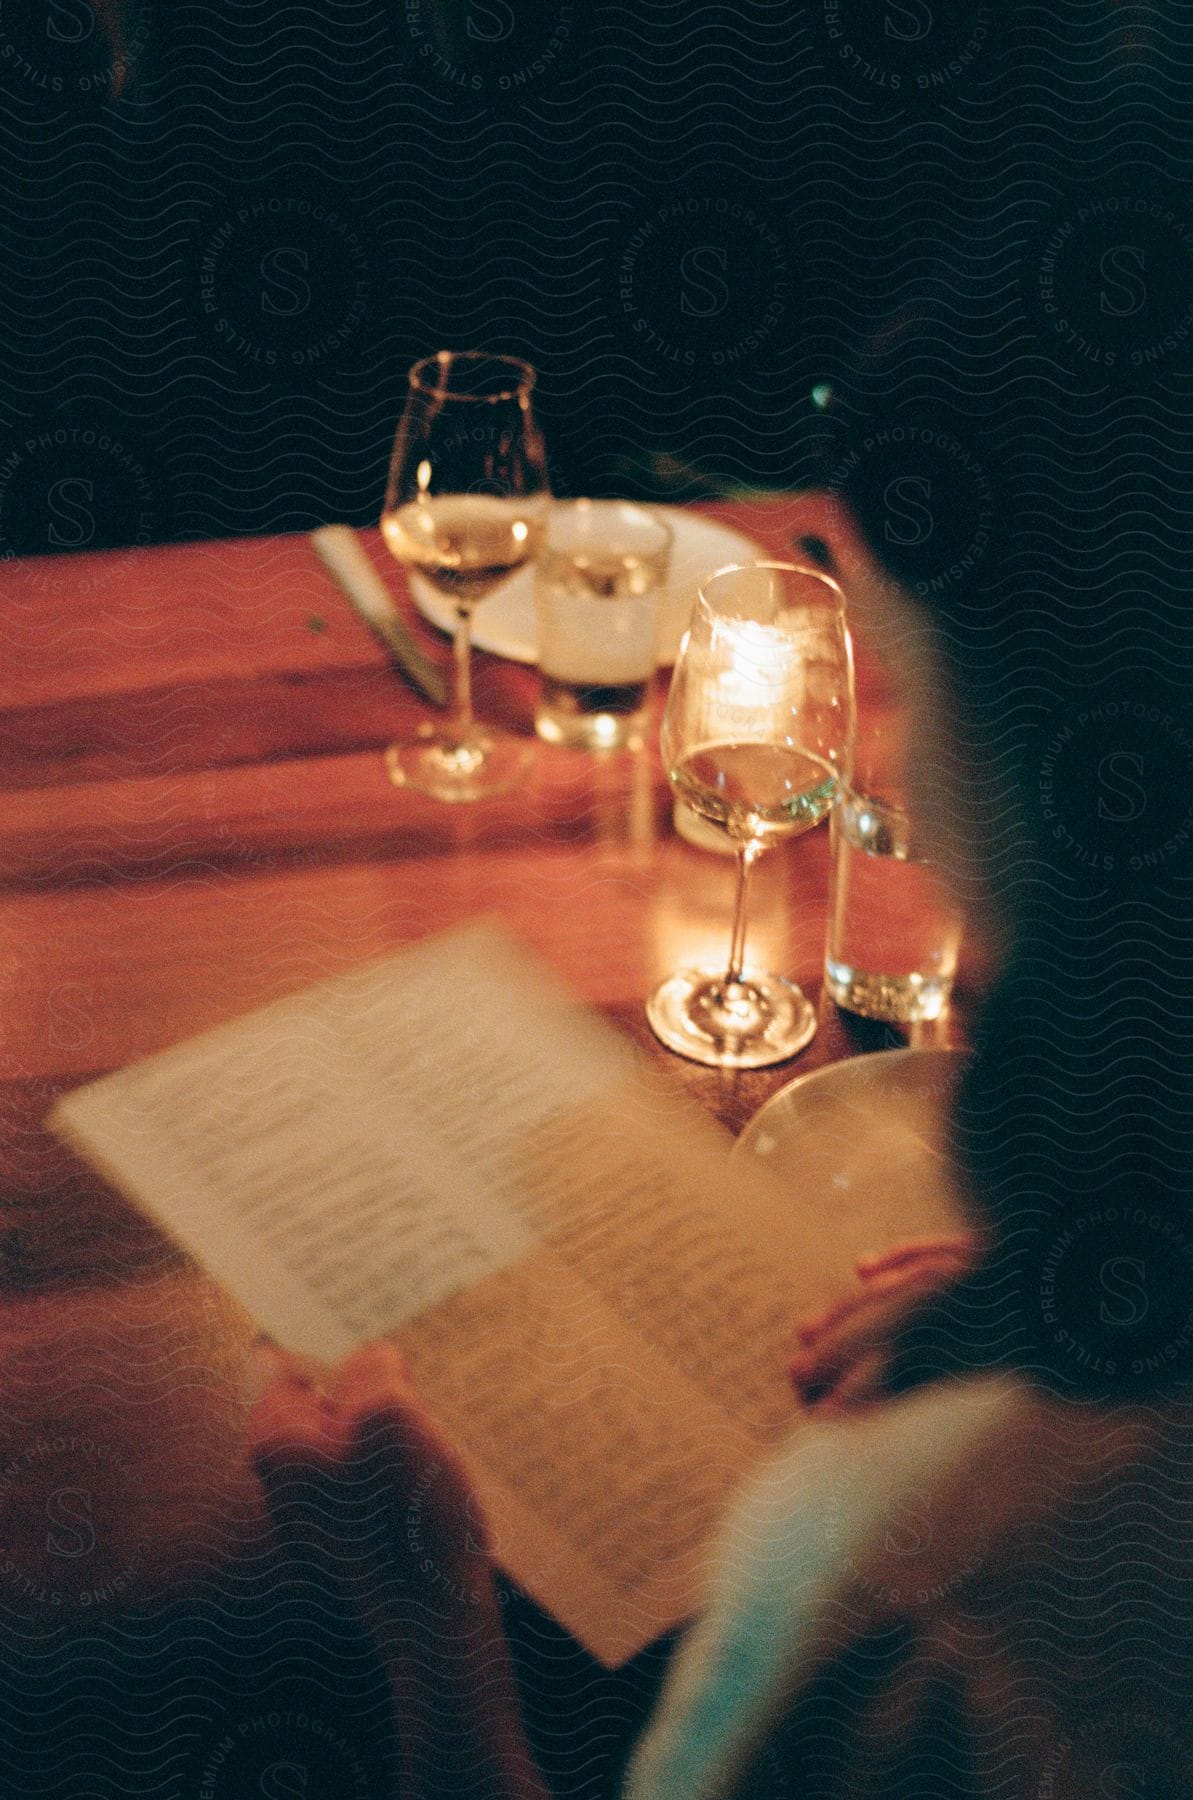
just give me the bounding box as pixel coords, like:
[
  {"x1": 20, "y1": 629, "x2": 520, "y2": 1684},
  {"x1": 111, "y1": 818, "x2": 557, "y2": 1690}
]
[
  {"x1": 408, "y1": 505, "x2": 765, "y2": 667},
  {"x1": 734, "y1": 1048, "x2": 972, "y2": 1255}
]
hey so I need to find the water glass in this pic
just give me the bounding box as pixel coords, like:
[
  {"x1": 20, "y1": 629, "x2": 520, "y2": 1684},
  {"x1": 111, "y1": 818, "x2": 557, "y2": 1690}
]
[
  {"x1": 824, "y1": 787, "x2": 963, "y2": 1022},
  {"x1": 533, "y1": 500, "x2": 671, "y2": 750}
]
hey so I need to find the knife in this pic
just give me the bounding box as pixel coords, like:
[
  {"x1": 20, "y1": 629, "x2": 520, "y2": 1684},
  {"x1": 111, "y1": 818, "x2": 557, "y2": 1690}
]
[{"x1": 310, "y1": 524, "x2": 448, "y2": 708}]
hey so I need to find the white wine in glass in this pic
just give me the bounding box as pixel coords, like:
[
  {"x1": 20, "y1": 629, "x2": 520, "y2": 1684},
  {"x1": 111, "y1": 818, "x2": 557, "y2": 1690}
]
[
  {"x1": 380, "y1": 351, "x2": 549, "y2": 802},
  {"x1": 671, "y1": 744, "x2": 840, "y2": 844},
  {"x1": 381, "y1": 494, "x2": 536, "y2": 605},
  {"x1": 647, "y1": 562, "x2": 855, "y2": 1068}
]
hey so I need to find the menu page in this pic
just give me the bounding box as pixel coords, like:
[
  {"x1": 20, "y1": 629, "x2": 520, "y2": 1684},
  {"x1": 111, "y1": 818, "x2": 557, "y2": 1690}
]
[{"x1": 49, "y1": 921, "x2": 962, "y2": 1666}]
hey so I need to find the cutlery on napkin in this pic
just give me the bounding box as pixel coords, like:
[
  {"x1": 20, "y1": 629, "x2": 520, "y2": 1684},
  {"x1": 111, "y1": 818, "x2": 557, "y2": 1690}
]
[{"x1": 310, "y1": 524, "x2": 448, "y2": 708}]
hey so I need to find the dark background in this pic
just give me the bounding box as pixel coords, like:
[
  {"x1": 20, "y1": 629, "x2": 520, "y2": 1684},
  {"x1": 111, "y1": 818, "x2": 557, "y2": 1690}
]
[{"x1": 4, "y1": 2, "x2": 1189, "y2": 555}]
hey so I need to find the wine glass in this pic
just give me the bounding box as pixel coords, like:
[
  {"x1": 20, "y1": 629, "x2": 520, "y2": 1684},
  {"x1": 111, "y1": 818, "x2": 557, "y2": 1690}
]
[
  {"x1": 380, "y1": 350, "x2": 549, "y2": 802},
  {"x1": 646, "y1": 561, "x2": 855, "y2": 1068}
]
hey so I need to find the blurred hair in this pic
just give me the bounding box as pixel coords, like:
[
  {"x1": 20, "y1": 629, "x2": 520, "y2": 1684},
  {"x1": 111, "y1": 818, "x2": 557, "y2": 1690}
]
[{"x1": 825, "y1": 269, "x2": 1193, "y2": 1398}]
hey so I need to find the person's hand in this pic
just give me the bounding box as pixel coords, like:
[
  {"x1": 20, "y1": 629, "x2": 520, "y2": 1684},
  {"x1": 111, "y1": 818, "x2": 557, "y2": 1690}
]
[
  {"x1": 247, "y1": 1338, "x2": 494, "y2": 1619},
  {"x1": 247, "y1": 1341, "x2": 549, "y2": 1800},
  {"x1": 789, "y1": 1236, "x2": 978, "y2": 1413}
]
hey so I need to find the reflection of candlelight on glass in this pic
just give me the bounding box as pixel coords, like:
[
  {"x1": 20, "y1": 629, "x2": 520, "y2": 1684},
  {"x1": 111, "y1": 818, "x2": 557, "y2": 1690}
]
[
  {"x1": 673, "y1": 621, "x2": 803, "y2": 853},
  {"x1": 710, "y1": 621, "x2": 799, "y2": 736}
]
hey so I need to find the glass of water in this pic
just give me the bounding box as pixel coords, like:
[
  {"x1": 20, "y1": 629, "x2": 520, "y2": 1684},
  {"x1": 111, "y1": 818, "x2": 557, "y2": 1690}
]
[
  {"x1": 824, "y1": 785, "x2": 964, "y2": 1023},
  {"x1": 533, "y1": 500, "x2": 672, "y2": 750}
]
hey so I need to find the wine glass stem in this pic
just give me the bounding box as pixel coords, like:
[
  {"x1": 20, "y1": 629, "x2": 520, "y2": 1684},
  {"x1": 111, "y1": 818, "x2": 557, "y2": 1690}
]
[
  {"x1": 451, "y1": 604, "x2": 475, "y2": 740},
  {"x1": 725, "y1": 839, "x2": 762, "y2": 985}
]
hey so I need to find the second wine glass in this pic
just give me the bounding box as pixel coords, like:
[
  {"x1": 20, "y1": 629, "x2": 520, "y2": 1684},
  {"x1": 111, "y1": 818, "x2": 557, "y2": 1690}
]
[
  {"x1": 380, "y1": 350, "x2": 549, "y2": 802},
  {"x1": 647, "y1": 561, "x2": 855, "y2": 1068}
]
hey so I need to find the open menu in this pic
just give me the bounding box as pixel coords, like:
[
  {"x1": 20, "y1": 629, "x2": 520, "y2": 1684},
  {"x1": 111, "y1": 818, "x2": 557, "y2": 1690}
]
[{"x1": 49, "y1": 922, "x2": 963, "y2": 1667}]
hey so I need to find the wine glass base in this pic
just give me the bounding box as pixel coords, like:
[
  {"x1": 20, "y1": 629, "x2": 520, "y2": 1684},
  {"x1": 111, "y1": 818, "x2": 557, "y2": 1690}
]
[
  {"x1": 384, "y1": 723, "x2": 532, "y2": 803},
  {"x1": 645, "y1": 969, "x2": 817, "y2": 1069}
]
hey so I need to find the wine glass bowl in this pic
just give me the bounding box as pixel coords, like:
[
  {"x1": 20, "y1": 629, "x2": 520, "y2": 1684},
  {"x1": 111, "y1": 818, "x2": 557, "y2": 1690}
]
[
  {"x1": 647, "y1": 562, "x2": 854, "y2": 1068},
  {"x1": 380, "y1": 351, "x2": 549, "y2": 802}
]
